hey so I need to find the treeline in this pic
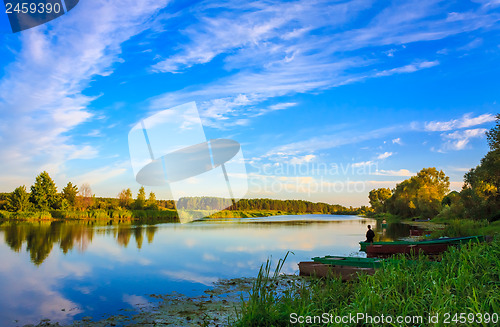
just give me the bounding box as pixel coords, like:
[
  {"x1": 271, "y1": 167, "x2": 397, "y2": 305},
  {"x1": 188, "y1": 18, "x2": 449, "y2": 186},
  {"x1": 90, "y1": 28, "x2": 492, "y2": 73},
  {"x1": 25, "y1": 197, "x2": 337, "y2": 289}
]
[
  {"x1": 369, "y1": 114, "x2": 500, "y2": 222},
  {"x1": 0, "y1": 171, "x2": 176, "y2": 215},
  {"x1": 178, "y1": 196, "x2": 370, "y2": 215},
  {"x1": 0, "y1": 171, "x2": 370, "y2": 219}
]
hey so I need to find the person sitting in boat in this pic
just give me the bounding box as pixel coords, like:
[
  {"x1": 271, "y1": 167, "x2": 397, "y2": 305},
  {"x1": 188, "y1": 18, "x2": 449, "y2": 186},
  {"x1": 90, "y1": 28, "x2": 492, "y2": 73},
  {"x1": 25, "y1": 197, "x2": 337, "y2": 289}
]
[{"x1": 366, "y1": 225, "x2": 375, "y2": 243}]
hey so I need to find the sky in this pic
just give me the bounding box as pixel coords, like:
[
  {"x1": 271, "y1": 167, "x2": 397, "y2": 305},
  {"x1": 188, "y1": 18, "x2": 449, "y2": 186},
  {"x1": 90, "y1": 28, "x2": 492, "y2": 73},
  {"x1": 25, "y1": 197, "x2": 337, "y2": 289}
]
[{"x1": 0, "y1": 0, "x2": 499, "y2": 207}]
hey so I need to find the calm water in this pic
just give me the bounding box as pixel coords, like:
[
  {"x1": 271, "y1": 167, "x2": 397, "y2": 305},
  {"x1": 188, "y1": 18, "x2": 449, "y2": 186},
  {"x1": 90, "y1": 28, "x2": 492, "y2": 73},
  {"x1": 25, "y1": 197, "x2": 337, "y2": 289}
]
[{"x1": 0, "y1": 215, "x2": 410, "y2": 326}]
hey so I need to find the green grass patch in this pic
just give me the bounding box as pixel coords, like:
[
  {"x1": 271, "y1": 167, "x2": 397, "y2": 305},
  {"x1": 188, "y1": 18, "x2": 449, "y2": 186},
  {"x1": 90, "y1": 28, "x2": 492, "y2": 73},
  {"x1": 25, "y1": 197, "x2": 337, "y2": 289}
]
[
  {"x1": 429, "y1": 219, "x2": 499, "y2": 238},
  {"x1": 234, "y1": 238, "x2": 500, "y2": 326}
]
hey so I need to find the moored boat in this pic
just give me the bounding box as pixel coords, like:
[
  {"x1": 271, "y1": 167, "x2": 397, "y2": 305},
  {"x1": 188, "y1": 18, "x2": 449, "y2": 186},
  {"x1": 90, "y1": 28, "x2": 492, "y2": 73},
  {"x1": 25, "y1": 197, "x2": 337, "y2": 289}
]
[
  {"x1": 312, "y1": 255, "x2": 383, "y2": 268},
  {"x1": 366, "y1": 242, "x2": 450, "y2": 256},
  {"x1": 298, "y1": 261, "x2": 376, "y2": 280},
  {"x1": 359, "y1": 235, "x2": 484, "y2": 252}
]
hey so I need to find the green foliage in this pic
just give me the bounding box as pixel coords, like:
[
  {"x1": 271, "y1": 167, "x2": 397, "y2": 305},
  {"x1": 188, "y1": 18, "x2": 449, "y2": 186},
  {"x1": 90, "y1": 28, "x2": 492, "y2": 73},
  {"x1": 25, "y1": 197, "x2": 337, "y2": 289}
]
[
  {"x1": 118, "y1": 188, "x2": 133, "y2": 208},
  {"x1": 62, "y1": 182, "x2": 78, "y2": 207},
  {"x1": 30, "y1": 171, "x2": 58, "y2": 210},
  {"x1": 486, "y1": 113, "x2": 500, "y2": 151},
  {"x1": 431, "y1": 219, "x2": 489, "y2": 238},
  {"x1": 368, "y1": 188, "x2": 391, "y2": 213},
  {"x1": 456, "y1": 115, "x2": 500, "y2": 221},
  {"x1": 7, "y1": 186, "x2": 31, "y2": 212},
  {"x1": 180, "y1": 197, "x2": 363, "y2": 215},
  {"x1": 134, "y1": 186, "x2": 146, "y2": 210},
  {"x1": 384, "y1": 168, "x2": 450, "y2": 218},
  {"x1": 146, "y1": 191, "x2": 158, "y2": 210},
  {"x1": 236, "y1": 239, "x2": 500, "y2": 326}
]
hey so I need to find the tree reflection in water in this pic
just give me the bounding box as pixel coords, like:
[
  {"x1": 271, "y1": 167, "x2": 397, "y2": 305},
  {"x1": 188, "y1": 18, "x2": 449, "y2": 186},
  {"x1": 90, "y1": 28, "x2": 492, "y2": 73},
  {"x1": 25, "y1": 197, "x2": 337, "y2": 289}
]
[{"x1": 0, "y1": 221, "x2": 161, "y2": 265}]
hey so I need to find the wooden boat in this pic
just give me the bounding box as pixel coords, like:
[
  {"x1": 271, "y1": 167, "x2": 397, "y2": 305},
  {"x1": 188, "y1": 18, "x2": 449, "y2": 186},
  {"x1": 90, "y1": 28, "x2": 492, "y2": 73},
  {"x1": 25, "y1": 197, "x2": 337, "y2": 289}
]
[
  {"x1": 366, "y1": 242, "x2": 450, "y2": 256},
  {"x1": 359, "y1": 235, "x2": 484, "y2": 252},
  {"x1": 312, "y1": 255, "x2": 382, "y2": 268},
  {"x1": 298, "y1": 261, "x2": 375, "y2": 280}
]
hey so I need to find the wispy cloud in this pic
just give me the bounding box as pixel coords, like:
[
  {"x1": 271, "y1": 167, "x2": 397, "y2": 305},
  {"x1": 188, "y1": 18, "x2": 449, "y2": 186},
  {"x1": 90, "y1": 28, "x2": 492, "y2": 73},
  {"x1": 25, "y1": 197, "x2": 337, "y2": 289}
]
[
  {"x1": 377, "y1": 152, "x2": 393, "y2": 160},
  {"x1": 424, "y1": 113, "x2": 496, "y2": 131},
  {"x1": 149, "y1": 0, "x2": 499, "y2": 128},
  {"x1": 392, "y1": 138, "x2": 403, "y2": 145},
  {"x1": 289, "y1": 154, "x2": 316, "y2": 165},
  {"x1": 374, "y1": 169, "x2": 415, "y2": 177},
  {"x1": 0, "y1": 0, "x2": 169, "y2": 188},
  {"x1": 72, "y1": 162, "x2": 129, "y2": 187},
  {"x1": 264, "y1": 125, "x2": 403, "y2": 158},
  {"x1": 440, "y1": 128, "x2": 488, "y2": 151}
]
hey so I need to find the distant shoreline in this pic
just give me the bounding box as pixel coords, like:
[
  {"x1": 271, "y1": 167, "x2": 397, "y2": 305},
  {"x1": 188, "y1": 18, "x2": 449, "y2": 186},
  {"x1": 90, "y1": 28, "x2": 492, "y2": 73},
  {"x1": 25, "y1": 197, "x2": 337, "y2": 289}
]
[{"x1": 0, "y1": 209, "x2": 363, "y2": 222}]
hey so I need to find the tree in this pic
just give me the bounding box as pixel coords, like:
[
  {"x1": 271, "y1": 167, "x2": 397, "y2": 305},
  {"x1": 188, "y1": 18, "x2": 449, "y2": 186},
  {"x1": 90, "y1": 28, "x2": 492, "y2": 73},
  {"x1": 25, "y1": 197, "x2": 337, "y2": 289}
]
[
  {"x1": 368, "y1": 188, "x2": 392, "y2": 213},
  {"x1": 8, "y1": 186, "x2": 31, "y2": 212},
  {"x1": 383, "y1": 168, "x2": 450, "y2": 218},
  {"x1": 461, "y1": 115, "x2": 500, "y2": 220},
  {"x1": 30, "y1": 171, "x2": 58, "y2": 210},
  {"x1": 62, "y1": 182, "x2": 78, "y2": 207},
  {"x1": 77, "y1": 183, "x2": 93, "y2": 210},
  {"x1": 486, "y1": 113, "x2": 500, "y2": 151},
  {"x1": 134, "y1": 186, "x2": 146, "y2": 210},
  {"x1": 146, "y1": 191, "x2": 158, "y2": 210},
  {"x1": 118, "y1": 188, "x2": 133, "y2": 208}
]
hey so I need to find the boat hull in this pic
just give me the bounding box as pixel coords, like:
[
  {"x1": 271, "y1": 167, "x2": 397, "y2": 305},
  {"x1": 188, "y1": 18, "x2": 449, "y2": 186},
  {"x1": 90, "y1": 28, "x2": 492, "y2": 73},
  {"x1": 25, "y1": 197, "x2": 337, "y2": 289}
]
[
  {"x1": 299, "y1": 261, "x2": 375, "y2": 280},
  {"x1": 366, "y1": 243, "x2": 450, "y2": 256},
  {"x1": 360, "y1": 235, "x2": 484, "y2": 252}
]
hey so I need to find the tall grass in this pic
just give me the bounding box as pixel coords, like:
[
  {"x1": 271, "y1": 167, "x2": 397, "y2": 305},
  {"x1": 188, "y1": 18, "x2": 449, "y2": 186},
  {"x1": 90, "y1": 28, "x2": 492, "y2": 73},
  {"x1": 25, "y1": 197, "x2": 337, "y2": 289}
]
[
  {"x1": 430, "y1": 219, "x2": 490, "y2": 238},
  {"x1": 234, "y1": 238, "x2": 500, "y2": 326},
  {"x1": 0, "y1": 210, "x2": 52, "y2": 220}
]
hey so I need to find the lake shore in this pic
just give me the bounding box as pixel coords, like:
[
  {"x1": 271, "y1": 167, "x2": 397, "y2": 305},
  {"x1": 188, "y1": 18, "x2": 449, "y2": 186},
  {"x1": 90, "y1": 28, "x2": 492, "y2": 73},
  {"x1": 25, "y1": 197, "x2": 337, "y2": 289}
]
[
  {"x1": 30, "y1": 236, "x2": 500, "y2": 327},
  {"x1": 0, "y1": 209, "x2": 358, "y2": 222},
  {"x1": 27, "y1": 276, "x2": 302, "y2": 327}
]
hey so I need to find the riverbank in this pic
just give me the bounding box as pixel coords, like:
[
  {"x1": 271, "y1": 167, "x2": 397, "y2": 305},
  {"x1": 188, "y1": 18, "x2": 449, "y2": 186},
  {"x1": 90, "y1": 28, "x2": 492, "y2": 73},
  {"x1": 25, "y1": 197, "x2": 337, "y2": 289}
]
[
  {"x1": 366, "y1": 212, "x2": 500, "y2": 237},
  {"x1": 30, "y1": 236, "x2": 500, "y2": 327},
  {"x1": 233, "y1": 237, "x2": 500, "y2": 326},
  {"x1": 0, "y1": 209, "x2": 358, "y2": 222}
]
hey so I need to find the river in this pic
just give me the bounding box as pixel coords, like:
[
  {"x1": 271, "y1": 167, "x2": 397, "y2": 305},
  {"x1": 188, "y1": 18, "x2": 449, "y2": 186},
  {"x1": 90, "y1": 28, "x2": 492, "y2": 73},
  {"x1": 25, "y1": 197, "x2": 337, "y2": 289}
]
[{"x1": 0, "y1": 215, "x2": 411, "y2": 326}]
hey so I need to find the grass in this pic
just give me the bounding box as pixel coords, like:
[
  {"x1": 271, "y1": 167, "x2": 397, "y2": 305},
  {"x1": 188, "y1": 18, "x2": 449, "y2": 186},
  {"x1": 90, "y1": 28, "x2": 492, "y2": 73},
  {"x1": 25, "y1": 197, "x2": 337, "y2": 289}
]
[
  {"x1": 234, "y1": 238, "x2": 500, "y2": 326},
  {"x1": 364, "y1": 212, "x2": 403, "y2": 222},
  {"x1": 0, "y1": 209, "x2": 180, "y2": 223}
]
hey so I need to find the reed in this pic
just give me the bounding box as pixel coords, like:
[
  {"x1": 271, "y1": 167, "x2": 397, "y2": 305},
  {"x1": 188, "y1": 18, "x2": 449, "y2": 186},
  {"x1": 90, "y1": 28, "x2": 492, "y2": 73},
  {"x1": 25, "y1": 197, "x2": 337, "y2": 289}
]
[{"x1": 234, "y1": 238, "x2": 500, "y2": 326}]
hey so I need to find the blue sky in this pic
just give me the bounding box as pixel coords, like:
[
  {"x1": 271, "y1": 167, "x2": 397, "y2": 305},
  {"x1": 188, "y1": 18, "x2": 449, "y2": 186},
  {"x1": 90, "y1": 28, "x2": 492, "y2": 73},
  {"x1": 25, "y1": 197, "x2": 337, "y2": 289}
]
[{"x1": 0, "y1": 0, "x2": 499, "y2": 206}]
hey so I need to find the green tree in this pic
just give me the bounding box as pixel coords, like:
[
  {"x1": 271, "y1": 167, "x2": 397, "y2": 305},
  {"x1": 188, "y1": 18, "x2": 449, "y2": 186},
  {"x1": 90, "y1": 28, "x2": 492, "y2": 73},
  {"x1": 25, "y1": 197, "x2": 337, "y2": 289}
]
[
  {"x1": 368, "y1": 188, "x2": 392, "y2": 213},
  {"x1": 118, "y1": 188, "x2": 133, "y2": 208},
  {"x1": 134, "y1": 186, "x2": 146, "y2": 210},
  {"x1": 30, "y1": 171, "x2": 58, "y2": 210},
  {"x1": 8, "y1": 185, "x2": 31, "y2": 212},
  {"x1": 62, "y1": 182, "x2": 78, "y2": 207},
  {"x1": 384, "y1": 168, "x2": 450, "y2": 218},
  {"x1": 461, "y1": 115, "x2": 500, "y2": 220},
  {"x1": 146, "y1": 191, "x2": 158, "y2": 210}
]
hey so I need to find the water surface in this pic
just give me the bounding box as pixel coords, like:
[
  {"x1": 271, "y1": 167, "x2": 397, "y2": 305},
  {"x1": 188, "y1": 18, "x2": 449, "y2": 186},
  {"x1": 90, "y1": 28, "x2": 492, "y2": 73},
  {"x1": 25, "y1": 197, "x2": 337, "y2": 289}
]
[{"x1": 0, "y1": 215, "x2": 409, "y2": 326}]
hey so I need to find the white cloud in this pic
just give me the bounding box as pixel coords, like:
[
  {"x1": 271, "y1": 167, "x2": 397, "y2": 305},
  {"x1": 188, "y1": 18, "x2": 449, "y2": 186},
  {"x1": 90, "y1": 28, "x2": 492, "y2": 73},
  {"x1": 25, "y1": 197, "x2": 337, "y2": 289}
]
[
  {"x1": 374, "y1": 61, "x2": 439, "y2": 77},
  {"x1": 72, "y1": 162, "x2": 129, "y2": 187},
  {"x1": 392, "y1": 138, "x2": 403, "y2": 145},
  {"x1": 440, "y1": 128, "x2": 487, "y2": 150},
  {"x1": 424, "y1": 113, "x2": 496, "y2": 131},
  {"x1": 377, "y1": 152, "x2": 393, "y2": 160},
  {"x1": 149, "y1": 0, "x2": 499, "y2": 129},
  {"x1": 0, "y1": 0, "x2": 169, "y2": 190},
  {"x1": 68, "y1": 145, "x2": 99, "y2": 160},
  {"x1": 374, "y1": 169, "x2": 415, "y2": 176},
  {"x1": 265, "y1": 125, "x2": 403, "y2": 158},
  {"x1": 352, "y1": 161, "x2": 375, "y2": 168},
  {"x1": 289, "y1": 154, "x2": 316, "y2": 165}
]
